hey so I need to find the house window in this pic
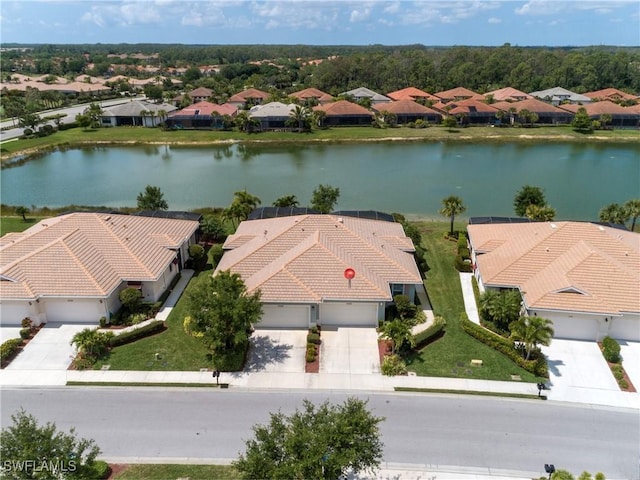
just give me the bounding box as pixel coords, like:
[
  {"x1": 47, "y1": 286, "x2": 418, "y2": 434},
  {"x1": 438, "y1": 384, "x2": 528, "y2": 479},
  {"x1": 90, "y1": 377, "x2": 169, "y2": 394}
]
[{"x1": 390, "y1": 284, "x2": 404, "y2": 296}]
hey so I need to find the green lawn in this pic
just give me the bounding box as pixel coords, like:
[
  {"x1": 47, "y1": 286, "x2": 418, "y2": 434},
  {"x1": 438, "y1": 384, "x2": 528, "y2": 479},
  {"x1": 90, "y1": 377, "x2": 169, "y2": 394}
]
[
  {"x1": 112, "y1": 464, "x2": 238, "y2": 479},
  {"x1": 3, "y1": 124, "x2": 638, "y2": 164},
  {"x1": 94, "y1": 267, "x2": 214, "y2": 371},
  {"x1": 0, "y1": 216, "x2": 42, "y2": 235},
  {"x1": 405, "y1": 221, "x2": 544, "y2": 383}
]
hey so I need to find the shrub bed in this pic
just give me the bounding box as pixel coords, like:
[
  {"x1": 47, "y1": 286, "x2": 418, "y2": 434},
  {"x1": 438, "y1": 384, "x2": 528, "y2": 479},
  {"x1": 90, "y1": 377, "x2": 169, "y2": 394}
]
[
  {"x1": 461, "y1": 314, "x2": 547, "y2": 377},
  {"x1": 109, "y1": 320, "x2": 166, "y2": 347},
  {"x1": 601, "y1": 336, "x2": 621, "y2": 363},
  {"x1": 413, "y1": 316, "x2": 446, "y2": 348},
  {"x1": 0, "y1": 338, "x2": 23, "y2": 368}
]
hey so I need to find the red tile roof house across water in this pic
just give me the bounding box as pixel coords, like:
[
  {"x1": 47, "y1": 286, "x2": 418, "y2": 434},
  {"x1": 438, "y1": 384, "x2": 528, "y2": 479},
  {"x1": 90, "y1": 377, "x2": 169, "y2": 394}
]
[
  {"x1": 313, "y1": 100, "x2": 374, "y2": 126},
  {"x1": 0, "y1": 213, "x2": 200, "y2": 326},
  {"x1": 215, "y1": 214, "x2": 424, "y2": 328}
]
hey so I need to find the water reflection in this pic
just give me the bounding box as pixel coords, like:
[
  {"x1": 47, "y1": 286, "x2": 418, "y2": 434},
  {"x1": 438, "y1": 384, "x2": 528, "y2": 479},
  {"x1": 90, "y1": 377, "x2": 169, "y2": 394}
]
[{"x1": 1, "y1": 143, "x2": 638, "y2": 220}]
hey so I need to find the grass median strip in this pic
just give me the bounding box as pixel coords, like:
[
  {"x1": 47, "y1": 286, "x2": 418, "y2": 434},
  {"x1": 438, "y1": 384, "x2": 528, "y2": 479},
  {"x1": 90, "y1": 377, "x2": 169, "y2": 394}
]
[
  {"x1": 394, "y1": 386, "x2": 545, "y2": 400},
  {"x1": 66, "y1": 381, "x2": 227, "y2": 388}
]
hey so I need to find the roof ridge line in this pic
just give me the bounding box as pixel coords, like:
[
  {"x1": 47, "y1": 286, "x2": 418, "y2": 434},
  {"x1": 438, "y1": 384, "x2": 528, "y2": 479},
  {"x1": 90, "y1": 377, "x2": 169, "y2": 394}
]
[
  {"x1": 98, "y1": 215, "x2": 155, "y2": 278},
  {"x1": 60, "y1": 231, "x2": 108, "y2": 295}
]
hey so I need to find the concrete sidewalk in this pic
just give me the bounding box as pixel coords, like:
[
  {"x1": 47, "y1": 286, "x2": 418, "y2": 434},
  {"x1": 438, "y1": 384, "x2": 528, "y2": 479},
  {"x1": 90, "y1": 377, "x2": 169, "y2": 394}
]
[{"x1": 101, "y1": 457, "x2": 539, "y2": 480}]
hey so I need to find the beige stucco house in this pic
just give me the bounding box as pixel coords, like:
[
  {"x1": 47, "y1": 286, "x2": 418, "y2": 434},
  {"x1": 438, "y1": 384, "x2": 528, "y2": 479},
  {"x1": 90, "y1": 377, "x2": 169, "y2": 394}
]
[
  {"x1": 0, "y1": 213, "x2": 199, "y2": 326},
  {"x1": 216, "y1": 214, "x2": 424, "y2": 329},
  {"x1": 467, "y1": 221, "x2": 640, "y2": 341}
]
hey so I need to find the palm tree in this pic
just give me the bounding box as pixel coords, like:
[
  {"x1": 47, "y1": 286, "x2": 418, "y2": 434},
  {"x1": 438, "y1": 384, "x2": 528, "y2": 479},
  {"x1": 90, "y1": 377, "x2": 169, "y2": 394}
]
[
  {"x1": 272, "y1": 195, "x2": 299, "y2": 207},
  {"x1": 312, "y1": 109, "x2": 327, "y2": 129},
  {"x1": 599, "y1": 203, "x2": 630, "y2": 226},
  {"x1": 439, "y1": 195, "x2": 466, "y2": 236},
  {"x1": 599, "y1": 113, "x2": 612, "y2": 130},
  {"x1": 624, "y1": 199, "x2": 640, "y2": 231},
  {"x1": 289, "y1": 105, "x2": 310, "y2": 132},
  {"x1": 509, "y1": 316, "x2": 554, "y2": 360},
  {"x1": 525, "y1": 204, "x2": 556, "y2": 221},
  {"x1": 379, "y1": 319, "x2": 415, "y2": 354}
]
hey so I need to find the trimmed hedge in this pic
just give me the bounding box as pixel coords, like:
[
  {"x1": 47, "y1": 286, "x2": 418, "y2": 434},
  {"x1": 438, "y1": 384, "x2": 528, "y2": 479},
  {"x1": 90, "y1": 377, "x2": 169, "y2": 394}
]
[
  {"x1": 602, "y1": 336, "x2": 621, "y2": 363},
  {"x1": 461, "y1": 314, "x2": 547, "y2": 377},
  {"x1": 1, "y1": 338, "x2": 23, "y2": 367},
  {"x1": 306, "y1": 343, "x2": 317, "y2": 363},
  {"x1": 109, "y1": 320, "x2": 166, "y2": 347},
  {"x1": 413, "y1": 316, "x2": 446, "y2": 348},
  {"x1": 307, "y1": 332, "x2": 321, "y2": 345}
]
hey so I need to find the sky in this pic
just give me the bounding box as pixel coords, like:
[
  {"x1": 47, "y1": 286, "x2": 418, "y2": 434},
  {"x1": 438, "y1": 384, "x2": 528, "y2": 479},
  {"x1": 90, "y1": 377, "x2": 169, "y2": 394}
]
[{"x1": 0, "y1": 0, "x2": 638, "y2": 46}]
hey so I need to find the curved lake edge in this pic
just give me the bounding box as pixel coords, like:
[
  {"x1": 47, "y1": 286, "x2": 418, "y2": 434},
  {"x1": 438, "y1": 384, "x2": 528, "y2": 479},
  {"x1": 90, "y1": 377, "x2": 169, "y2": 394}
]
[{"x1": 2, "y1": 129, "x2": 639, "y2": 169}]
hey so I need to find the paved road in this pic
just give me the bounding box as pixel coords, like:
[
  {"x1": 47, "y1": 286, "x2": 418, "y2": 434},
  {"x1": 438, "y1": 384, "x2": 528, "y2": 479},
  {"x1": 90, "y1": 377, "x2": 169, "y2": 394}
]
[
  {"x1": 1, "y1": 388, "x2": 637, "y2": 479},
  {"x1": 0, "y1": 97, "x2": 141, "y2": 142}
]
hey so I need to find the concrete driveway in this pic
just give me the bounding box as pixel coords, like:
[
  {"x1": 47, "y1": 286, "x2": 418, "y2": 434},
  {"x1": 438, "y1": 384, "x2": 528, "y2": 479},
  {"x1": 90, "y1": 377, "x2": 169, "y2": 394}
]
[
  {"x1": 4, "y1": 323, "x2": 91, "y2": 371},
  {"x1": 620, "y1": 340, "x2": 640, "y2": 391},
  {"x1": 542, "y1": 339, "x2": 619, "y2": 403},
  {"x1": 245, "y1": 329, "x2": 307, "y2": 373},
  {"x1": 320, "y1": 327, "x2": 380, "y2": 374}
]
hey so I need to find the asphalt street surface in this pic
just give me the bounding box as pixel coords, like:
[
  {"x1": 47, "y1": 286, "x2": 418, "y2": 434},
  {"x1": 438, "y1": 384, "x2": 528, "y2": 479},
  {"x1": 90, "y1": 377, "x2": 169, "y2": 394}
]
[{"x1": 1, "y1": 388, "x2": 638, "y2": 479}]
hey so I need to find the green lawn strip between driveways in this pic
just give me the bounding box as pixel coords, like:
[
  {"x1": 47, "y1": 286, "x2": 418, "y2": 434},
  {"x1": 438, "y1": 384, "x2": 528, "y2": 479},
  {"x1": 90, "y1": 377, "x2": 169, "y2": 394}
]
[
  {"x1": 66, "y1": 382, "x2": 225, "y2": 388},
  {"x1": 394, "y1": 387, "x2": 545, "y2": 400},
  {"x1": 2, "y1": 124, "x2": 639, "y2": 165},
  {"x1": 405, "y1": 221, "x2": 544, "y2": 383},
  {"x1": 111, "y1": 464, "x2": 238, "y2": 480}
]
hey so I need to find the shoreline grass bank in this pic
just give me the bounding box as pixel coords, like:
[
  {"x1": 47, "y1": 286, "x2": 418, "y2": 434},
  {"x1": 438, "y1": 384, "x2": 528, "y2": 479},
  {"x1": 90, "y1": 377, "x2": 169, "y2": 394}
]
[{"x1": 2, "y1": 124, "x2": 639, "y2": 167}]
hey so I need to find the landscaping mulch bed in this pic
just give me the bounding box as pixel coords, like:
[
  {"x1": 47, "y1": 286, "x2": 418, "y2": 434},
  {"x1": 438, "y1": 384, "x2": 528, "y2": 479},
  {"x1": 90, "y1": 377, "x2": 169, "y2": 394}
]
[
  {"x1": 378, "y1": 339, "x2": 393, "y2": 364},
  {"x1": 0, "y1": 324, "x2": 44, "y2": 369},
  {"x1": 305, "y1": 344, "x2": 320, "y2": 373},
  {"x1": 607, "y1": 361, "x2": 636, "y2": 393}
]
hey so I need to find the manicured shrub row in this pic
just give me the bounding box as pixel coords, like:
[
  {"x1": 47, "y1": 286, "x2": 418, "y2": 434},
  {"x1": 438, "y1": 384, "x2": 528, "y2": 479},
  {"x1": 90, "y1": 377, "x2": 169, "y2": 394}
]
[
  {"x1": 461, "y1": 314, "x2": 547, "y2": 377},
  {"x1": 601, "y1": 336, "x2": 621, "y2": 363},
  {"x1": 413, "y1": 316, "x2": 446, "y2": 348},
  {"x1": 0, "y1": 338, "x2": 23, "y2": 366},
  {"x1": 307, "y1": 332, "x2": 321, "y2": 345},
  {"x1": 19, "y1": 328, "x2": 31, "y2": 340},
  {"x1": 455, "y1": 234, "x2": 473, "y2": 272},
  {"x1": 109, "y1": 320, "x2": 166, "y2": 347}
]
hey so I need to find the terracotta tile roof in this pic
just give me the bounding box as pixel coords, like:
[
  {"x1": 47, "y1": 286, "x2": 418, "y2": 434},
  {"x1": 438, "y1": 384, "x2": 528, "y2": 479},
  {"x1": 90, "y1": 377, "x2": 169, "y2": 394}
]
[
  {"x1": 169, "y1": 101, "x2": 237, "y2": 117},
  {"x1": 0, "y1": 213, "x2": 199, "y2": 300},
  {"x1": 446, "y1": 99, "x2": 499, "y2": 115},
  {"x1": 492, "y1": 98, "x2": 568, "y2": 114},
  {"x1": 386, "y1": 87, "x2": 438, "y2": 101},
  {"x1": 189, "y1": 87, "x2": 213, "y2": 98},
  {"x1": 468, "y1": 222, "x2": 640, "y2": 315},
  {"x1": 217, "y1": 215, "x2": 422, "y2": 303},
  {"x1": 434, "y1": 87, "x2": 483, "y2": 101},
  {"x1": 484, "y1": 87, "x2": 532, "y2": 102},
  {"x1": 557, "y1": 100, "x2": 637, "y2": 116},
  {"x1": 372, "y1": 99, "x2": 441, "y2": 116},
  {"x1": 228, "y1": 88, "x2": 270, "y2": 103},
  {"x1": 289, "y1": 88, "x2": 333, "y2": 102},
  {"x1": 313, "y1": 100, "x2": 373, "y2": 117},
  {"x1": 624, "y1": 103, "x2": 640, "y2": 113},
  {"x1": 584, "y1": 88, "x2": 639, "y2": 101}
]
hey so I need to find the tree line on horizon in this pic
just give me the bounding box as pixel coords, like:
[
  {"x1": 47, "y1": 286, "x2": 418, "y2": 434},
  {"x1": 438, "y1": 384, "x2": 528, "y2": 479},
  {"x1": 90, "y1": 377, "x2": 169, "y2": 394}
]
[{"x1": 2, "y1": 44, "x2": 639, "y2": 97}]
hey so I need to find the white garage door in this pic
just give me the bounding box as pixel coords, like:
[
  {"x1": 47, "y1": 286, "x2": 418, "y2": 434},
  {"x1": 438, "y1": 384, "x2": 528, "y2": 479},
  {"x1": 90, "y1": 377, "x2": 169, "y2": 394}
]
[
  {"x1": 44, "y1": 299, "x2": 102, "y2": 324},
  {"x1": 259, "y1": 304, "x2": 310, "y2": 328},
  {"x1": 609, "y1": 316, "x2": 640, "y2": 342},
  {"x1": 0, "y1": 301, "x2": 31, "y2": 326},
  {"x1": 321, "y1": 302, "x2": 378, "y2": 327},
  {"x1": 552, "y1": 317, "x2": 599, "y2": 341}
]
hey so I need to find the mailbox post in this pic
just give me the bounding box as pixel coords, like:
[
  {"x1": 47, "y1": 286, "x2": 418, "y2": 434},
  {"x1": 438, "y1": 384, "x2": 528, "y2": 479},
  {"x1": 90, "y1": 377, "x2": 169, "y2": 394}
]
[{"x1": 212, "y1": 370, "x2": 220, "y2": 385}]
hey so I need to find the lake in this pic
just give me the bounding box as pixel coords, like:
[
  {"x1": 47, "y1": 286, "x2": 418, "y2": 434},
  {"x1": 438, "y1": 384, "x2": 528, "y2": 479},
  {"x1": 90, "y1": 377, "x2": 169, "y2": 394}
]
[{"x1": 2, "y1": 141, "x2": 639, "y2": 220}]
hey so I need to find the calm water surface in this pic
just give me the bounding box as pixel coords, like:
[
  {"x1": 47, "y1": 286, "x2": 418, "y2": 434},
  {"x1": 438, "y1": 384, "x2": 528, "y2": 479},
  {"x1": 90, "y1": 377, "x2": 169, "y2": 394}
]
[{"x1": 2, "y1": 142, "x2": 639, "y2": 220}]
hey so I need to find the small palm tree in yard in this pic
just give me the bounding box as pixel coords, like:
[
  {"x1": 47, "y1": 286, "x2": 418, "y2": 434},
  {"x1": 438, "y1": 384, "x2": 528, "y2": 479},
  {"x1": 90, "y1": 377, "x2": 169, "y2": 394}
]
[
  {"x1": 509, "y1": 316, "x2": 554, "y2": 360},
  {"x1": 379, "y1": 319, "x2": 415, "y2": 354},
  {"x1": 439, "y1": 195, "x2": 466, "y2": 237}
]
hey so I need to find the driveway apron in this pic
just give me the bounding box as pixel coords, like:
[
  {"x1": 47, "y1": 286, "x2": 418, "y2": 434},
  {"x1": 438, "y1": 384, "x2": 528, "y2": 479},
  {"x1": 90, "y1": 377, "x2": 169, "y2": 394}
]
[
  {"x1": 320, "y1": 327, "x2": 380, "y2": 374},
  {"x1": 5, "y1": 323, "x2": 92, "y2": 371},
  {"x1": 542, "y1": 339, "x2": 619, "y2": 401},
  {"x1": 245, "y1": 329, "x2": 307, "y2": 373}
]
